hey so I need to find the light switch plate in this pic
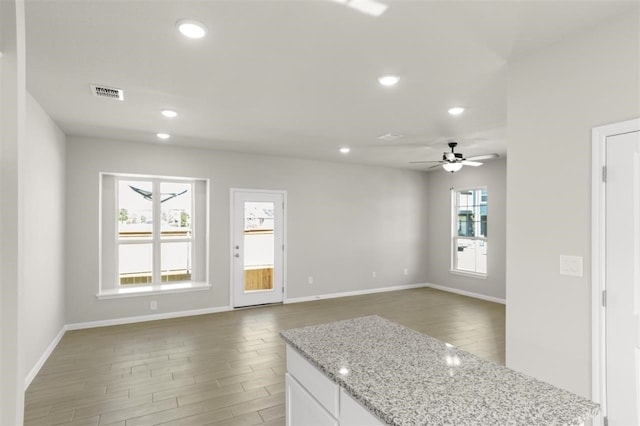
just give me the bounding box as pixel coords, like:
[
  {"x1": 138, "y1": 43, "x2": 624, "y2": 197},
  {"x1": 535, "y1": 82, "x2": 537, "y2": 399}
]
[{"x1": 559, "y1": 255, "x2": 583, "y2": 277}]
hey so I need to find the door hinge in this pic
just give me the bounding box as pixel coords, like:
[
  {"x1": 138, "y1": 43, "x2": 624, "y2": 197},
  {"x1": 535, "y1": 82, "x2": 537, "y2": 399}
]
[
  {"x1": 602, "y1": 290, "x2": 607, "y2": 307},
  {"x1": 282, "y1": 286, "x2": 284, "y2": 293},
  {"x1": 602, "y1": 166, "x2": 607, "y2": 183},
  {"x1": 604, "y1": 415, "x2": 608, "y2": 426}
]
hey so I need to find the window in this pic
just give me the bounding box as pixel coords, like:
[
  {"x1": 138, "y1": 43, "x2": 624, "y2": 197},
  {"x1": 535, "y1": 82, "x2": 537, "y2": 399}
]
[
  {"x1": 452, "y1": 187, "x2": 487, "y2": 276},
  {"x1": 100, "y1": 173, "x2": 209, "y2": 298}
]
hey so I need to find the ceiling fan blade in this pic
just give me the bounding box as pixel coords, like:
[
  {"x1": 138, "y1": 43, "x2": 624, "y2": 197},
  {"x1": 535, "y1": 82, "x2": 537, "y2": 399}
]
[
  {"x1": 409, "y1": 160, "x2": 443, "y2": 164},
  {"x1": 462, "y1": 160, "x2": 483, "y2": 167},
  {"x1": 466, "y1": 153, "x2": 499, "y2": 161}
]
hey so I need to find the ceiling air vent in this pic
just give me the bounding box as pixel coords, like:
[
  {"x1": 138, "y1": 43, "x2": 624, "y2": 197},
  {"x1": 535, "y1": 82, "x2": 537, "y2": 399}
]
[
  {"x1": 377, "y1": 132, "x2": 404, "y2": 141},
  {"x1": 90, "y1": 84, "x2": 124, "y2": 101}
]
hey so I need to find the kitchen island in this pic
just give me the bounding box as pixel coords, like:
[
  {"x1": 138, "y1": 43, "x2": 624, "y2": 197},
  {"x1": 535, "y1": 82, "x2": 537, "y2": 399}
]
[{"x1": 280, "y1": 315, "x2": 599, "y2": 426}]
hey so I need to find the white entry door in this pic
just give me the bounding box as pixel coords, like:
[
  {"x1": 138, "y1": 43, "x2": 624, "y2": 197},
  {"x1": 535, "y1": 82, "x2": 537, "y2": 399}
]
[
  {"x1": 605, "y1": 129, "x2": 640, "y2": 425},
  {"x1": 231, "y1": 189, "x2": 285, "y2": 308}
]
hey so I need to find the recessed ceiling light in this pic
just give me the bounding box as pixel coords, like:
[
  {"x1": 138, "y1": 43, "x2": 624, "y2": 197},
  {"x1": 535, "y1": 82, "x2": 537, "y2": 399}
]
[
  {"x1": 329, "y1": 0, "x2": 387, "y2": 17},
  {"x1": 161, "y1": 110, "x2": 178, "y2": 118},
  {"x1": 157, "y1": 133, "x2": 171, "y2": 140},
  {"x1": 340, "y1": 147, "x2": 351, "y2": 154},
  {"x1": 378, "y1": 75, "x2": 399, "y2": 87},
  {"x1": 448, "y1": 107, "x2": 465, "y2": 115},
  {"x1": 350, "y1": 0, "x2": 388, "y2": 16},
  {"x1": 176, "y1": 19, "x2": 207, "y2": 39}
]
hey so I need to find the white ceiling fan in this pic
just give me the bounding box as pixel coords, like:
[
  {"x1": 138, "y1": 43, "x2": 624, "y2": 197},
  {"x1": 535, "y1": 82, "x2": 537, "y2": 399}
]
[{"x1": 411, "y1": 142, "x2": 499, "y2": 172}]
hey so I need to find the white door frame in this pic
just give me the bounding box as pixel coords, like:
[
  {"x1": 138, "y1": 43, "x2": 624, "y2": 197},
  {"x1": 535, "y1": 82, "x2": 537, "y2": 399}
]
[
  {"x1": 591, "y1": 118, "x2": 640, "y2": 424},
  {"x1": 229, "y1": 188, "x2": 287, "y2": 308}
]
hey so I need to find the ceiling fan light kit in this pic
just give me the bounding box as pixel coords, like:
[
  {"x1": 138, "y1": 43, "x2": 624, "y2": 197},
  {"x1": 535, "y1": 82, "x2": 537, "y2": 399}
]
[{"x1": 442, "y1": 162, "x2": 463, "y2": 173}]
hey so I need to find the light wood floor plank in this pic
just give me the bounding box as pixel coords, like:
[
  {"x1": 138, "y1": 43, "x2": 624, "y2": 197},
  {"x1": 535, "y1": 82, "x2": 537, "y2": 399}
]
[
  {"x1": 152, "y1": 383, "x2": 244, "y2": 404},
  {"x1": 258, "y1": 404, "x2": 285, "y2": 423},
  {"x1": 153, "y1": 407, "x2": 234, "y2": 426},
  {"x1": 98, "y1": 398, "x2": 178, "y2": 425},
  {"x1": 73, "y1": 395, "x2": 154, "y2": 422}
]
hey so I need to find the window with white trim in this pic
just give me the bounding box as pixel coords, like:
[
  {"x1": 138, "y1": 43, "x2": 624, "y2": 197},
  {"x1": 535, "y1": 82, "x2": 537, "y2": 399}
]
[
  {"x1": 99, "y1": 173, "x2": 209, "y2": 297},
  {"x1": 452, "y1": 187, "x2": 487, "y2": 276}
]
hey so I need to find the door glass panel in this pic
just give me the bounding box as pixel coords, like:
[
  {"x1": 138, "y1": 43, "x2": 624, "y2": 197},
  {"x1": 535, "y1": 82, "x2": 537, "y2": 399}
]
[
  {"x1": 243, "y1": 201, "x2": 274, "y2": 292},
  {"x1": 161, "y1": 242, "x2": 192, "y2": 282},
  {"x1": 119, "y1": 244, "x2": 152, "y2": 285}
]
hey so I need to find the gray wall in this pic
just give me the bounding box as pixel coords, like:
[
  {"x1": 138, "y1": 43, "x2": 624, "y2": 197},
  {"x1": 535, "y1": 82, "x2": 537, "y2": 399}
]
[
  {"x1": 426, "y1": 158, "x2": 506, "y2": 301},
  {"x1": 506, "y1": 11, "x2": 639, "y2": 397},
  {"x1": 65, "y1": 137, "x2": 430, "y2": 324},
  {"x1": 23, "y1": 93, "x2": 67, "y2": 381}
]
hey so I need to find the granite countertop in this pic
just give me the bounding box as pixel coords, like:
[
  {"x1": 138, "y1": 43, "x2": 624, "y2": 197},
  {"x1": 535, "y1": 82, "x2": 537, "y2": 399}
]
[{"x1": 280, "y1": 315, "x2": 599, "y2": 426}]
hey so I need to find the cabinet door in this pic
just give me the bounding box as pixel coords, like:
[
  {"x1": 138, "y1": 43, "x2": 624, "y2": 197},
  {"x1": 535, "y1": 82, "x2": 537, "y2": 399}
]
[
  {"x1": 286, "y1": 373, "x2": 339, "y2": 426},
  {"x1": 286, "y1": 346, "x2": 339, "y2": 417}
]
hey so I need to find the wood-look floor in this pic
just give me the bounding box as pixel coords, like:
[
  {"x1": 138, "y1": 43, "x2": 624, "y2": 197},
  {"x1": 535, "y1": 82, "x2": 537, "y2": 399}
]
[{"x1": 24, "y1": 288, "x2": 505, "y2": 426}]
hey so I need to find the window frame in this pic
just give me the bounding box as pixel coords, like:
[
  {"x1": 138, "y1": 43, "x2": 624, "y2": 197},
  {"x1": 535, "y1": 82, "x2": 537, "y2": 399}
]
[
  {"x1": 450, "y1": 186, "x2": 488, "y2": 278},
  {"x1": 116, "y1": 177, "x2": 194, "y2": 285},
  {"x1": 98, "y1": 172, "x2": 210, "y2": 299}
]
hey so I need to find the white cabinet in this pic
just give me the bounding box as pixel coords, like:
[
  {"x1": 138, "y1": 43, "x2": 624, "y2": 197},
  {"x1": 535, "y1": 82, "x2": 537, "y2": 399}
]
[
  {"x1": 285, "y1": 345, "x2": 384, "y2": 426},
  {"x1": 286, "y1": 373, "x2": 338, "y2": 426},
  {"x1": 339, "y1": 388, "x2": 384, "y2": 426},
  {"x1": 286, "y1": 346, "x2": 339, "y2": 417}
]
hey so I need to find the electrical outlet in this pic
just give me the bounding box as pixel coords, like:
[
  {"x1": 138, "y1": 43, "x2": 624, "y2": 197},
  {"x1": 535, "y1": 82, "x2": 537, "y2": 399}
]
[
  {"x1": 404, "y1": 268, "x2": 409, "y2": 275},
  {"x1": 150, "y1": 300, "x2": 158, "y2": 310},
  {"x1": 372, "y1": 271, "x2": 376, "y2": 278},
  {"x1": 308, "y1": 276, "x2": 314, "y2": 284}
]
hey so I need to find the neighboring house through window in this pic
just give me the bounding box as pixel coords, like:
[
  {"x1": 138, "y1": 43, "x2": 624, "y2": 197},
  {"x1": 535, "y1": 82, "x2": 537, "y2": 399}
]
[{"x1": 452, "y1": 187, "x2": 487, "y2": 277}]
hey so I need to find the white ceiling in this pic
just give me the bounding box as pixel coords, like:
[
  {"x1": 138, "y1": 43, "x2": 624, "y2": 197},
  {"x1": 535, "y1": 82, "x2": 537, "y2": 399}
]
[{"x1": 25, "y1": 0, "x2": 639, "y2": 170}]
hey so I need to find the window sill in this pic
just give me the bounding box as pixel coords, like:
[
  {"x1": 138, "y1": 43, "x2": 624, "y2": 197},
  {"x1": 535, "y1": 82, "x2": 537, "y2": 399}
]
[
  {"x1": 449, "y1": 270, "x2": 488, "y2": 280},
  {"x1": 97, "y1": 282, "x2": 211, "y2": 300}
]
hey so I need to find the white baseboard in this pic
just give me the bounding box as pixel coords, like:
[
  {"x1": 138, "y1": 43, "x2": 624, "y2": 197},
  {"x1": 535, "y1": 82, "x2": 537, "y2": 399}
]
[
  {"x1": 25, "y1": 326, "x2": 66, "y2": 389},
  {"x1": 65, "y1": 305, "x2": 233, "y2": 331},
  {"x1": 284, "y1": 283, "x2": 430, "y2": 304},
  {"x1": 425, "y1": 283, "x2": 506, "y2": 304}
]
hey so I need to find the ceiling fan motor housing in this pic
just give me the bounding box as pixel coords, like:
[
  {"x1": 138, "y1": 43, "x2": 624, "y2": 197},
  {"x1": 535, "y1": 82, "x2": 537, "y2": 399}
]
[{"x1": 443, "y1": 141, "x2": 464, "y2": 162}]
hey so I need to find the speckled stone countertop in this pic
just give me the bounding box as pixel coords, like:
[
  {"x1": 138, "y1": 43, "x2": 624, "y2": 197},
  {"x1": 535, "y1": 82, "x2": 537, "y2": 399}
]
[{"x1": 280, "y1": 315, "x2": 599, "y2": 426}]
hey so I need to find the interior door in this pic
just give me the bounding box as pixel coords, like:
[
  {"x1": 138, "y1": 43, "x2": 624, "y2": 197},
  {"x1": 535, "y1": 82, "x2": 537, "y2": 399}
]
[
  {"x1": 605, "y1": 129, "x2": 640, "y2": 425},
  {"x1": 232, "y1": 190, "x2": 284, "y2": 308}
]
